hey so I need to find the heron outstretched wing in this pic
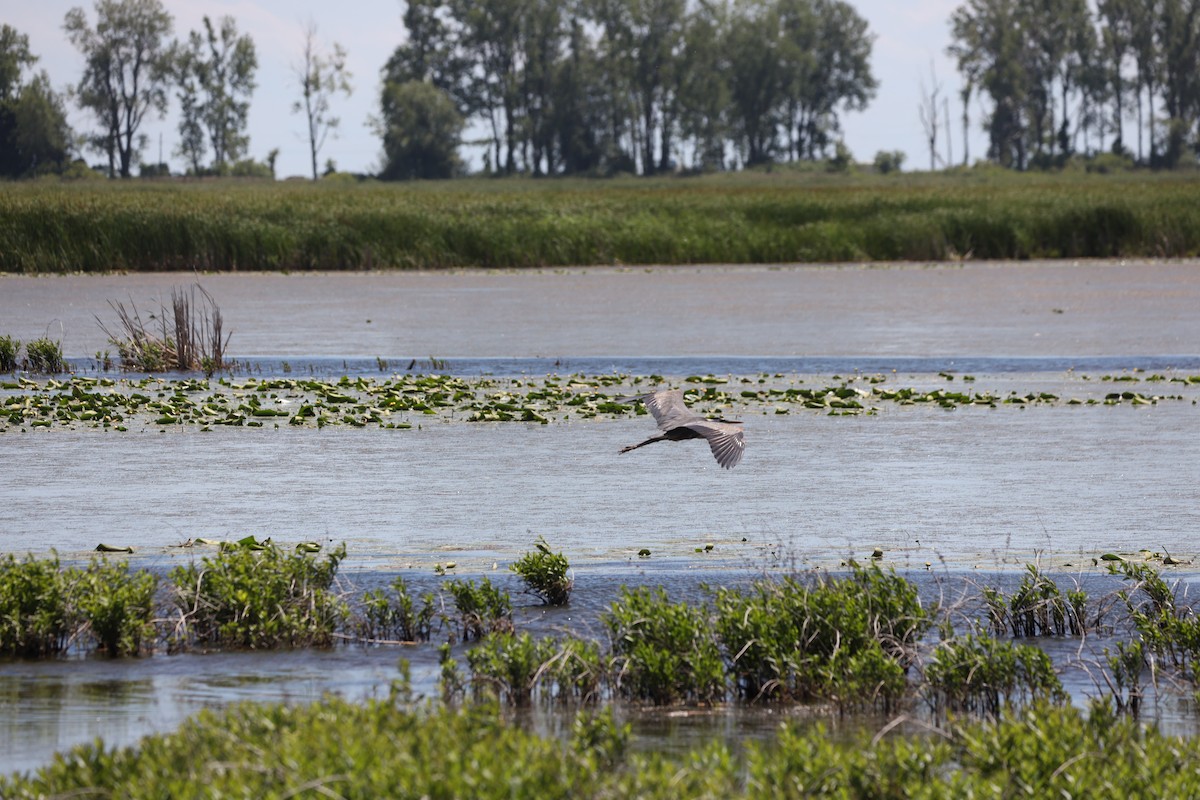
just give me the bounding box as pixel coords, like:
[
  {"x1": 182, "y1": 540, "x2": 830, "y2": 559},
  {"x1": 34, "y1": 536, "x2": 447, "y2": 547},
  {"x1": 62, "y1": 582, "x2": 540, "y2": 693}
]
[
  {"x1": 626, "y1": 389, "x2": 699, "y2": 431},
  {"x1": 686, "y1": 419, "x2": 745, "y2": 469}
]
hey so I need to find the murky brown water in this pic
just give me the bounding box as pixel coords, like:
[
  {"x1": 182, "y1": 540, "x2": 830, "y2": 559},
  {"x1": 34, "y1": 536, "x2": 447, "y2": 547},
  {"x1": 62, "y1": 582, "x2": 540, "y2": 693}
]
[{"x1": 2, "y1": 261, "x2": 1199, "y2": 776}]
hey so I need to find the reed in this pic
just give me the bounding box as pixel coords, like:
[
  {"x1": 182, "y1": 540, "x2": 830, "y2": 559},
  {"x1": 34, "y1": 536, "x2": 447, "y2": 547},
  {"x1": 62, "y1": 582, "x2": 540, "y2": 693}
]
[
  {"x1": 97, "y1": 284, "x2": 231, "y2": 374},
  {"x1": 2, "y1": 171, "x2": 1199, "y2": 273}
]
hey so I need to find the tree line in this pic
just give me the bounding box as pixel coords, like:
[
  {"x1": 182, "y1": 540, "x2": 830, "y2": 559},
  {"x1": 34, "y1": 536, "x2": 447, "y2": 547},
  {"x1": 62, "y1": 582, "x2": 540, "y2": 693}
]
[
  {"x1": 949, "y1": 0, "x2": 1200, "y2": 169},
  {"x1": 1, "y1": 0, "x2": 1197, "y2": 181}
]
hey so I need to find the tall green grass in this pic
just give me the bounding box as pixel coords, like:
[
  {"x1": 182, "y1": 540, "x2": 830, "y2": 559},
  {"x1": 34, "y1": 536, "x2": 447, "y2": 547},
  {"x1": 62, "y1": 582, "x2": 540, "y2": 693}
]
[{"x1": 2, "y1": 171, "x2": 1199, "y2": 272}]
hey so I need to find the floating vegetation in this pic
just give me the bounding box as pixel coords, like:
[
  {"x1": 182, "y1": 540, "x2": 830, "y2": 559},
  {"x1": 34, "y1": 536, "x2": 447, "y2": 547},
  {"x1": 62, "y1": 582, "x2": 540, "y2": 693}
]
[{"x1": 2, "y1": 371, "x2": 1196, "y2": 433}]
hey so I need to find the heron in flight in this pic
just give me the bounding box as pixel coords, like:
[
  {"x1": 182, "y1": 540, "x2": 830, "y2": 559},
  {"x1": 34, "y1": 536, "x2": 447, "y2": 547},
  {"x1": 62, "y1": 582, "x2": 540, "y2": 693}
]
[{"x1": 618, "y1": 388, "x2": 745, "y2": 469}]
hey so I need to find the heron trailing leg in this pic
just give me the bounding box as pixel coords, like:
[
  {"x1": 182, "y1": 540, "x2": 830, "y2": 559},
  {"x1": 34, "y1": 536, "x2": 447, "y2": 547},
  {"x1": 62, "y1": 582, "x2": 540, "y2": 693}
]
[{"x1": 619, "y1": 435, "x2": 667, "y2": 454}]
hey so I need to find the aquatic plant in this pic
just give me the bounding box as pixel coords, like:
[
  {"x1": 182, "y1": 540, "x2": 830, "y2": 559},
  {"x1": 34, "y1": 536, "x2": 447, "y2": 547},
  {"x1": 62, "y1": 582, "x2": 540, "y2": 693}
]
[
  {"x1": 711, "y1": 563, "x2": 928, "y2": 710},
  {"x1": 1111, "y1": 561, "x2": 1200, "y2": 688},
  {"x1": 604, "y1": 586, "x2": 726, "y2": 705},
  {"x1": 466, "y1": 631, "x2": 561, "y2": 706},
  {"x1": 511, "y1": 538, "x2": 573, "y2": 605},
  {"x1": 22, "y1": 337, "x2": 64, "y2": 374},
  {"x1": 924, "y1": 633, "x2": 1066, "y2": 716},
  {"x1": 356, "y1": 576, "x2": 436, "y2": 643},
  {"x1": 0, "y1": 553, "x2": 72, "y2": 658},
  {"x1": 168, "y1": 540, "x2": 348, "y2": 649},
  {"x1": 0, "y1": 335, "x2": 19, "y2": 372},
  {"x1": 983, "y1": 564, "x2": 1089, "y2": 637},
  {"x1": 444, "y1": 577, "x2": 513, "y2": 641},
  {"x1": 70, "y1": 558, "x2": 158, "y2": 657},
  {"x1": 98, "y1": 284, "x2": 231, "y2": 375},
  {"x1": 7, "y1": 695, "x2": 1200, "y2": 798}
]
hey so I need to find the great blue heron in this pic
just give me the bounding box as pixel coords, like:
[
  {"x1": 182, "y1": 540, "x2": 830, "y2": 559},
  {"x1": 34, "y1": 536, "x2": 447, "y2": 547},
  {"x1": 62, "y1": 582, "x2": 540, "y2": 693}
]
[{"x1": 618, "y1": 388, "x2": 744, "y2": 469}]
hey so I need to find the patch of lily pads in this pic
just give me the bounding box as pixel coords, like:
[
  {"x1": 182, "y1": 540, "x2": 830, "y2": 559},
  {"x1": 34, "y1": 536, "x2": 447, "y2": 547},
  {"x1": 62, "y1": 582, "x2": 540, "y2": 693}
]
[{"x1": 1, "y1": 371, "x2": 1197, "y2": 431}]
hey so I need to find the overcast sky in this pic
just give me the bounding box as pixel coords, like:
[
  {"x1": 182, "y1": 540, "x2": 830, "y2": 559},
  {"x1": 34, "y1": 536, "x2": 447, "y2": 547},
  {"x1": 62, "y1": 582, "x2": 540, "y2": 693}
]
[{"x1": 11, "y1": 1, "x2": 987, "y2": 178}]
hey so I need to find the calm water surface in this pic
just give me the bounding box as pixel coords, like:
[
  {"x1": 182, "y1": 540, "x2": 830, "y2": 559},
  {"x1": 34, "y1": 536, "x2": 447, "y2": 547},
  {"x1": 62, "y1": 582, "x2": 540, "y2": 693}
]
[{"x1": 2, "y1": 261, "x2": 1199, "y2": 776}]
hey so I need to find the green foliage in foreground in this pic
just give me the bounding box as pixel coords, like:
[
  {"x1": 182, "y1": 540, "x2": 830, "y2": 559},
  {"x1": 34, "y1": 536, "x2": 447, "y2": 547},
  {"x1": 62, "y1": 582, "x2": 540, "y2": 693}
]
[
  {"x1": 3, "y1": 172, "x2": 1200, "y2": 273},
  {"x1": 4, "y1": 698, "x2": 1200, "y2": 798}
]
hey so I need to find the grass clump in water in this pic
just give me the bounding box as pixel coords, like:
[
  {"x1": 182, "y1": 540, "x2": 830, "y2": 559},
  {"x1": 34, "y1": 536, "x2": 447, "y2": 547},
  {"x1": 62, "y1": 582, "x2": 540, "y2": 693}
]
[
  {"x1": 0, "y1": 553, "x2": 72, "y2": 657},
  {"x1": 356, "y1": 576, "x2": 436, "y2": 643},
  {"x1": 983, "y1": 564, "x2": 1089, "y2": 637},
  {"x1": 712, "y1": 563, "x2": 929, "y2": 710},
  {"x1": 0, "y1": 554, "x2": 157, "y2": 658},
  {"x1": 168, "y1": 540, "x2": 347, "y2": 649},
  {"x1": 444, "y1": 577, "x2": 513, "y2": 641},
  {"x1": 23, "y1": 337, "x2": 65, "y2": 374},
  {"x1": 511, "y1": 537, "x2": 573, "y2": 605},
  {"x1": 925, "y1": 633, "x2": 1066, "y2": 716},
  {"x1": 0, "y1": 335, "x2": 19, "y2": 372},
  {"x1": 97, "y1": 284, "x2": 231, "y2": 375}
]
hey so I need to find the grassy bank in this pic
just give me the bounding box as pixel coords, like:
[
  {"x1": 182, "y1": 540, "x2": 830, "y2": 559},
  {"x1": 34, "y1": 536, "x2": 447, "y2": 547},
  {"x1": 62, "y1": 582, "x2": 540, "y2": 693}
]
[{"x1": 2, "y1": 171, "x2": 1199, "y2": 273}]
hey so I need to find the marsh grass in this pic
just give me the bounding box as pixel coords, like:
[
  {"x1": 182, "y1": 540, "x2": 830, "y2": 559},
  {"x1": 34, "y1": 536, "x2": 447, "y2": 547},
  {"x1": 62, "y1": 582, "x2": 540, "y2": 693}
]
[
  {"x1": 356, "y1": 576, "x2": 436, "y2": 643},
  {"x1": 22, "y1": 338, "x2": 65, "y2": 374},
  {"x1": 3, "y1": 172, "x2": 1199, "y2": 273},
  {"x1": 983, "y1": 564, "x2": 1090, "y2": 637},
  {"x1": 97, "y1": 284, "x2": 231, "y2": 375},
  {"x1": 0, "y1": 335, "x2": 19, "y2": 372}
]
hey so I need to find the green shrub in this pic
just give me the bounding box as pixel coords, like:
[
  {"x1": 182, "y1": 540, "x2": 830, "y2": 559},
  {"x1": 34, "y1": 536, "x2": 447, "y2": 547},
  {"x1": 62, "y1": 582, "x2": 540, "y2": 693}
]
[
  {"x1": 23, "y1": 337, "x2": 64, "y2": 373},
  {"x1": 604, "y1": 586, "x2": 725, "y2": 704},
  {"x1": 925, "y1": 633, "x2": 1066, "y2": 715},
  {"x1": 0, "y1": 553, "x2": 72, "y2": 657},
  {"x1": 70, "y1": 558, "x2": 158, "y2": 657},
  {"x1": 0, "y1": 335, "x2": 19, "y2": 372},
  {"x1": 466, "y1": 631, "x2": 560, "y2": 706},
  {"x1": 169, "y1": 541, "x2": 348, "y2": 649},
  {"x1": 511, "y1": 538, "x2": 572, "y2": 605},
  {"x1": 983, "y1": 564, "x2": 1088, "y2": 637},
  {"x1": 444, "y1": 577, "x2": 513, "y2": 641},
  {"x1": 712, "y1": 563, "x2": 928, "y2": 709},
  {"x1": 357, "y1": 576, "x2": 436, "y2": 642}
]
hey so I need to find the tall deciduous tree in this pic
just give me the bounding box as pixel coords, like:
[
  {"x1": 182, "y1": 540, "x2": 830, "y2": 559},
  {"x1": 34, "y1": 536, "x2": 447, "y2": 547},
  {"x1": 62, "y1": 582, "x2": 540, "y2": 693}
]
[
  {"x1": 176, "y1": 15, "x2": 257, "y2": 173},
  {"x1": 292, "y1": 21, "x2": 352, "y2": 181},
  {"x1": 0, "y1": 25, "x2": 73, "y2": 178},
  {"x1": 378, "y1": 79, "x2": 464, "y2": 179},
  {"x1": 64, "y1": 0, "x2": 174, "y2": 178}
]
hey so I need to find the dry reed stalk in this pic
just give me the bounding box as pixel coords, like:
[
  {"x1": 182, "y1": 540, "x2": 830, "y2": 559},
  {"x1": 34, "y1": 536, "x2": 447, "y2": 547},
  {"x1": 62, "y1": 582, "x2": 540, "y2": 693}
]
[{"x1": 97, "y1": 283, "x2": 231, "y2": 374}]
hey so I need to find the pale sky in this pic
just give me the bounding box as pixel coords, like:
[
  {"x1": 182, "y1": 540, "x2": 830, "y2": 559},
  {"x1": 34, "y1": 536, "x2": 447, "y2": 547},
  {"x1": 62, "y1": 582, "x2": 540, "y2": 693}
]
[{"x1": 9, "y1": 0, "x2": 986, "y2": 178}]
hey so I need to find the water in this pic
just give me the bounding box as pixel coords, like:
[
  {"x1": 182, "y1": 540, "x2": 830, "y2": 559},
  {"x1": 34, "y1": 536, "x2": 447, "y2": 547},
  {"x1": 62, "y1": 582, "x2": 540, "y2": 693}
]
[{"x1": 2, "y1": 260, "x2": 1199, "y2": 776}]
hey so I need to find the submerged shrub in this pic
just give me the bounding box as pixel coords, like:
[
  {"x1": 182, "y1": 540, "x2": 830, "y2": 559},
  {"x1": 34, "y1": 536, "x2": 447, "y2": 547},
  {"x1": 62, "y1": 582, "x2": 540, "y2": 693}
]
[
  {"x1": 357, "y1": 576, "x2": 436, "y2": 642},
  {"x1": 605, "y1": 586, "x2": 725, "y2": 704},
  {"x1": 984, "y1": 564, "x2": 1088, "y2": 637},
  {"x1": 0, "y1": 553, "x2": 72, "y2": 657},
  {"x1": 1113, "y1": 561, "x2": 1200, "y2": 688},
  {"x1": 466, "y1": 631, "x2": 560, "y2": 706},
  {"x1": 445, "y1": 577, "x2": 513, "y2": 641},
  {"x1": 511, "y1": 538, "x2": 572, "y2": 605},
  {"x1": 69, "y1": 558, "x2": 158, "y2": 657},
  {"x1": 925, "y1": 633, "x2": 1066, "y2": 716},
  {"x1": 169, "y1": 541, "x2": 348, "y2": 649},
  {"x1": 712, "y1": 563, "x2": 929, "y2": 709}
]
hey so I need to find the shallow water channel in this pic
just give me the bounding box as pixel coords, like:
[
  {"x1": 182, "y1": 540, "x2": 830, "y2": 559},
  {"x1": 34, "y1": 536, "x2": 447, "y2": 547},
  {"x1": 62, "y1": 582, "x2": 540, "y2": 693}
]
[{"x1": 2, "y1": 261, "x2": 1200, "y2": 776}]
